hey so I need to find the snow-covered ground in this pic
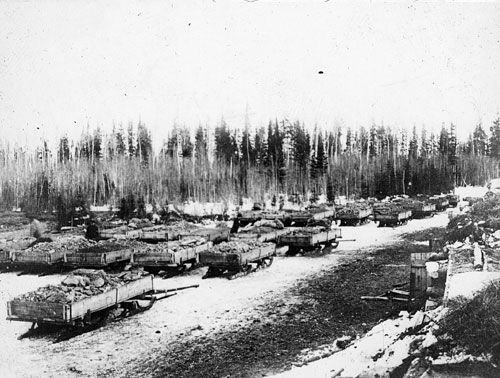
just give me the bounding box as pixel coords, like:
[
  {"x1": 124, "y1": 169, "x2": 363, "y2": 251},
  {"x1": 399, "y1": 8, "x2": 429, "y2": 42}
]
[{"x1": 0, "y1": 212, "x2": 450, "y2": 378}]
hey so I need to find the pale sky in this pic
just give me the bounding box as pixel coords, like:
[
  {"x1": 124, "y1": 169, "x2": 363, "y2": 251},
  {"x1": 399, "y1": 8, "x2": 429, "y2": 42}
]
[{"x1": 1, "y1": 0, "x2": 499, "y2": 149}]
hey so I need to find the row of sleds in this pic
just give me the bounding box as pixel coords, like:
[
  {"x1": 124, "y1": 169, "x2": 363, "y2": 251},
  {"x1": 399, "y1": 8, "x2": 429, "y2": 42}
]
[
  {"x1": 336, "y1": 194, "x2": 458, "y2": 228},
  {"x1": 3, "y1": 218, "x2": 343, "y2": 332},
  {"x1": 0, "y1": 220, "x2": 342, "y2": 280},
  {"x1": 237, "y1": 194, "x2": 458, "y2": 230}
]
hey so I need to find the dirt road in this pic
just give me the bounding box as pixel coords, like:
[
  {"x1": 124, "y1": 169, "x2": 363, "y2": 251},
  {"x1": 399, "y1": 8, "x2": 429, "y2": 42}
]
[{"x1": 0, "y1": 213, "x2": 449, "y2": 378}]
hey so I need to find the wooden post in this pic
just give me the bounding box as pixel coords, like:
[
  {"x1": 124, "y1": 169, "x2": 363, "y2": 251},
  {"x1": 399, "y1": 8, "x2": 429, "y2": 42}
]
[
  {"x1": 410, "y1": 251, "x2": 432, "y2": 299},
  {"x1": 429, "y1": 238, "x2": 444, "y2": 252}
]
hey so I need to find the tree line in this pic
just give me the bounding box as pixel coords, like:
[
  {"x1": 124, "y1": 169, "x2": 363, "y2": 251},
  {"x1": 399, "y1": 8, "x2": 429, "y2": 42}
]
[{"x1": 0, "y1": 118, "x2": 499, "y2": 213}]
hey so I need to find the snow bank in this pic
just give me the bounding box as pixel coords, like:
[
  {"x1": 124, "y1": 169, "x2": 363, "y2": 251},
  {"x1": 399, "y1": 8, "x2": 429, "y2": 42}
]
[
  {"x1": 269, "y1": 310, "x2": 440, "y2": 378},
  {"x1": 447, "y1": 271, "x2": 500, "y2": 301},
  {"x1": 454, "y1": 185, "x2": 489, "y2": 199}
]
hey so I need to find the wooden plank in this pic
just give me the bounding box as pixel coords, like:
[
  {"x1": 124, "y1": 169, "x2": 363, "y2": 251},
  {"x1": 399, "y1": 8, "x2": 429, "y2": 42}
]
[
  {"x1": 70, "y1": 276, "x2": 153, "y2": 319},
  {"x1": 231, "y1": 228, "x2": 289, "y2": 243},
  {"x1": 132, "y1": 242, "x2": 211, "y2": 266},
  {"x1": 180, "y1": 229, "x2": 229, "y2": 243},
  {"x1": 279, "y1": 229, "x2": 340, "y2": 247},
  {"x1": 240, "y1": 245, "x2": 275, "y2": 264},
  {"x1": 11, "y1": 250, "x2": 64, "y2": 265},
  {"x1": 7, "y1": 301, "x2": 66, "y2": 322},
  {"x1": 199, "y1": 245, "x2": 275, "y2": 268},
  {"x1": 64, "y1": 249, "x2": 132, "y2": 267},
  {"x1": 132, "y1": 252, "x2": 175, "y2": 265}
]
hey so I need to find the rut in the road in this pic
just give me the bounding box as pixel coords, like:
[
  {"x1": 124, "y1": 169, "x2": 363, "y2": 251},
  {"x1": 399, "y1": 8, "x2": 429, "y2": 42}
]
[{"x1": 119, "y1": 241, "x2": 430, "y2": 378}]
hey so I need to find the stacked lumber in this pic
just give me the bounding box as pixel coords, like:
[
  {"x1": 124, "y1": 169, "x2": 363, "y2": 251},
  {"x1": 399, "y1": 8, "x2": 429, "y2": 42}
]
[
  {"x1": 11, "y1": 269, "x2": 148, "y2": 304},
  {"x1": 210, "y1": 240, "x2": 271, "y2": 254}
]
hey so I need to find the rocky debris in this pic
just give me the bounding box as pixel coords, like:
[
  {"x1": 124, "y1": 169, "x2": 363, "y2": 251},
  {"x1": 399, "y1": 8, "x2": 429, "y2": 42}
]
[
  {"x1": 133, "y1": 237, "x2": 207, "y2": 254},
  {"x1": 336, "y1": 203, "x2": 372, "y2": 217},
  {"x1": 75, "y1": 239, "x2": 138, "y2": 254},
  {"x1": 374, "y1": 202, "x2": 405, "y2": 213},
  {"x1": 251, "y1": 219, "x2": 285, "y2": 229},
  {"x1": 446, "y1": 192, "x2": 500, "y2": 244},
  {"x1": 21, "y1": 235, "x2": 94, "y2": 255},
  {"x1": 12, "y1": 269, "x2": 148, "y2": 304},
  {"x1": 0, "y1": 237, "x2": 36, "y2": 251},
  {"x1": 286, "y1": 226, "x2": 329, "y2": 236},
  {"x1": 127, "y1": 218, "x2": 153, "y2": 229},
  {"x1": 239, "y1": 217, "x2": 285, "y2": 234},
  {"x1": 210, "y1": 240, "x2": 272, "y2": 254},
  {"x1": 102, "y1": 220, "x2": 199, "y2": 236}
]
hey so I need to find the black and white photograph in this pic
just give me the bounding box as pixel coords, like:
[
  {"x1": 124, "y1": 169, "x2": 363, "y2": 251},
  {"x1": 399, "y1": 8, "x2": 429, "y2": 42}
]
[{"x1": 1, "y1": 0, "x2": 500, "y2": 377}]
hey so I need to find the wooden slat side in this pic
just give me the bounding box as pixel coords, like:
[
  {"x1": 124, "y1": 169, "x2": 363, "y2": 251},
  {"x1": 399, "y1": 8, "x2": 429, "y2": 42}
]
[{"x1": 7, "y1": 301, "x2": 65, "y2": 321}]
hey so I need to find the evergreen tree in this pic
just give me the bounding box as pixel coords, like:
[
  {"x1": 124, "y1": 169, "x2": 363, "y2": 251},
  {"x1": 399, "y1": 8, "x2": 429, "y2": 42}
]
[
  {"x1": 241, "y1": 125, "x2": 254, "y2": 165},
  {"x1": 214, "y1": 119, "x2": 235, "y2": 163},
  {"x1": 311, "y1": 130, "x2": 327, "y2": 180},
  {"x1": 194, "y1": 125, "x2": 208, "y2": 161},
  {"x1": 473, "y1": 123, "x2": 488, "y2": 155},
  {"x1": 254, "y1": 127, "x2": 267, "y2": 167},
  {"x1": 439, "y1": 123, "x2": 449, "y2": 155},
  {"x1": 369, "y1": 124, "x2": 378, "y2": 157},
  {"x1": 92, "y1": 127, "x2": 102, "y2": 160},
  {"x1": 115, "y1": 125, "x2": 126, "y2": 155},
  {"x1": 127, "y1": 122, "x2": 136, "y2": 157},
  {"x1": 136, "y1": 122, "x2": 152, "y2": 163},
  {"x1": 489, "y1": 117, "x2": 500, "y2": 158},
  {"x1": 58, "y1": 135, "x2": 70, "y2": 163}
]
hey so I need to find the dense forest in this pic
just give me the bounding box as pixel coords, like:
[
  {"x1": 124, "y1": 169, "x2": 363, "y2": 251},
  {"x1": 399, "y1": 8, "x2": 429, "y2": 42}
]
[{"x1": 0, "y1": 118, "x2": 499, "y2": 214}]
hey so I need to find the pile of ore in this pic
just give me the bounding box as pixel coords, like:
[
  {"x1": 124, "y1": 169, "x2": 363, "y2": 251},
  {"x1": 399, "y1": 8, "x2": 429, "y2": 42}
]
[
  {"x1": 239, "y1": 219, "x2": 284, "y2": 233},
  {"x1": 392, "y1": 198, "x2": 430, "y2": 211},
  {"x1": 286, "y1": 226, "x2": 329, "y2": 236},
  {"x1": 12, "y1": 269, "x2": 148, "y2": 304},
  {"x1": 238, "y1": 226, "x2": 277, "y2": 235},
  {"x1": 210, "y1": 240, "x2": 271, "y2": 254},
  {"x1": 23, "y1": 235, "x2": 94, "y2": 255},
  {"x1": 336, "y1": 203, "x2": 372, "y2": 217},
  {"x1": 134, "y1": 237, "x2": 206, "y2": 254},
  {"x1": 104, "y1": 220, "x2": 199, "y2": 236},
  {"x1": 77, "y1": 239, "x2": 144, "y2": 253},
  {"x1": 373, "y1": 203, "x2": 406, "y2": 215}
]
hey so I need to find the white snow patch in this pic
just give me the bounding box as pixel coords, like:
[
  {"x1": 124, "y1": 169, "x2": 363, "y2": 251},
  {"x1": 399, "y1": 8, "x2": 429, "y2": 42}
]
[
  {"x1": 454, "y1": 185, "x2": 489, "y2": 199},
  {"x1": 447, "y1": 271, "x2": 500, "y2": 300}
]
